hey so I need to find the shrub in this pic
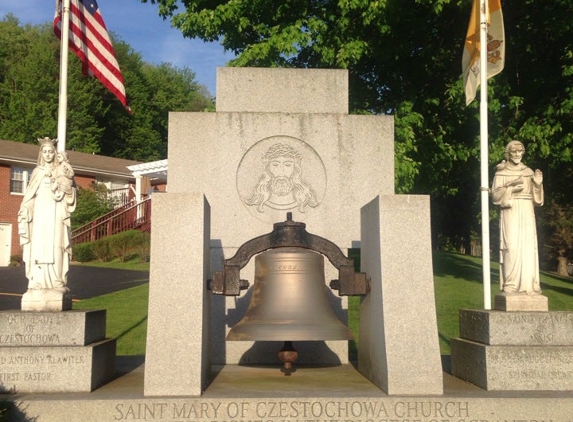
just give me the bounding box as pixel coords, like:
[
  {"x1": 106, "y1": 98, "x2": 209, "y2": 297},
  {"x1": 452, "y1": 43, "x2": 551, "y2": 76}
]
[
  {"x1": 72, "y1": 230, "x2": 151, "y2": 263},
  {"x1": 72, "y1": 243, "x2": 95, "y2": 262},
  {"x1": 132, "y1": 231, "x2": 151, "y2": 262},
  {"x1": 108, "y1": 230, "x2": 139, "y2": 262},
  {"x1": 92, "y1": 237, "x2": 112, "y2": 262}
]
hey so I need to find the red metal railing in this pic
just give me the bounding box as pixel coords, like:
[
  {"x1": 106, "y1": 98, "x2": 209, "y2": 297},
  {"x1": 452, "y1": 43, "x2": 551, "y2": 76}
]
[{"x1": 71, "y1": 197, "x2": 152, "y2": 245}]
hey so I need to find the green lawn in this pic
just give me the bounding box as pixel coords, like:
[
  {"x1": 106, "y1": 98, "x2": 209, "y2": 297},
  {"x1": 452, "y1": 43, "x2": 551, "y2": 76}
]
[
  {"x1": 72, "y1": 252, "x2": 573, "y2": 356},
  {"x1": 73, "y1": 283, "x2": 149, "y2": 355}
]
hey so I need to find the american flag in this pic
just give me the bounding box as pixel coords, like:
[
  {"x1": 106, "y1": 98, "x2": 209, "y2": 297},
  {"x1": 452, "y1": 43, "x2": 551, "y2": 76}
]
[{"x1": 54, "y1": 0, "x2": 131, "y2": 113}]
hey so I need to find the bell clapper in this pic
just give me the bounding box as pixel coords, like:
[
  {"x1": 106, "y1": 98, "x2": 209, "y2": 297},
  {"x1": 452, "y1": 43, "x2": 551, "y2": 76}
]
[{"x1": 278, "y1": 341, "x2": 298, "y2": 376}]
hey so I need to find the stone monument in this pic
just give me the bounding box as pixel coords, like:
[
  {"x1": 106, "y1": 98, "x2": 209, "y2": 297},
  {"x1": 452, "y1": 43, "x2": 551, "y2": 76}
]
[
  {"x1": 451, "y1": 140, "x2": 573, "y2": 390},
  {"x1": 4, "y1": 69, "x2": 572, "y2": 422},
  {"x1": 0, "y1": 138, "x2": 116, "y2": 393},
  {"x1": 144, "y1": 67, "x2": 443, "y2": 396}
]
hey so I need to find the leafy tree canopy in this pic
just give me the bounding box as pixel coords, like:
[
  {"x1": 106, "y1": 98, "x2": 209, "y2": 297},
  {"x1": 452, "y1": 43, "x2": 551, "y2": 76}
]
[
  {"x1": 72, "y1": 184, "x2": 116, "y2": 231},
  {"x1": 0, "y1": 14, "x2": 214, "y2": 161},
  {"x1": 142, "y1": 0, "x2": 573, "y2": 263}
]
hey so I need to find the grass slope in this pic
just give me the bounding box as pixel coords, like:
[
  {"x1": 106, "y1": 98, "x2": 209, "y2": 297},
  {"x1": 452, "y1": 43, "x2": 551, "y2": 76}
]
[{"x1": 73, "y1": 284, "x2": 149, "y2": 355}]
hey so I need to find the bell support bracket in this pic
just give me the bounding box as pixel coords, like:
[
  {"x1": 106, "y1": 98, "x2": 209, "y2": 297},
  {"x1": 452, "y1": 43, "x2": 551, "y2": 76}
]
[{"x1": 209, "y1": 213, "x2": 371, "y2": 296}]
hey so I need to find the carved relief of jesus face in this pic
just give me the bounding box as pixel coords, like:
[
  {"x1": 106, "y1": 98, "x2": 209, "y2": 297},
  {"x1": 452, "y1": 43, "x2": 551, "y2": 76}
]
[
  {"x1": 268, "y1": 156, "x2": 296, "y2": 197},
  {"x1": 41, "y1": 145, "x2": 56, "y2": 164},
  {"x1": 269, "y1": 156, "x2": 295, "y2": 179},
  {"x1": 239, "y1": 137, "x2": 324, "y2": 218}
]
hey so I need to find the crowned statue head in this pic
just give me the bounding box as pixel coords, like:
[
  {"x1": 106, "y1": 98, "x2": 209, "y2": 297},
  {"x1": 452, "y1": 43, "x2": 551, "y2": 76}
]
[{"x1": 36, "y1": 137, "x2": 58, "y2": 167}]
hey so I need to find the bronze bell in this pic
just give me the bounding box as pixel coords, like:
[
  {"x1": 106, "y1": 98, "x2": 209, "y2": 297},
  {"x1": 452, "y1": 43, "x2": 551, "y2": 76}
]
[{"x1": 227, "y1": 247, "x2": 354, "y2": 342}]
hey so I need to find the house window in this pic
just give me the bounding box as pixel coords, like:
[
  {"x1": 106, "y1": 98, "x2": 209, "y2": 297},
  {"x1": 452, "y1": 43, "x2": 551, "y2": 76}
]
[{"x1": 10, "y1": 167, "x2": 30, "y2": 194}]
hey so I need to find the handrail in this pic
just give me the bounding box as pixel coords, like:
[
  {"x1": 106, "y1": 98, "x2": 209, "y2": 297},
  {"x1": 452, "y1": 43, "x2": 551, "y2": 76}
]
[{"x1": 71, "y1": 197, "x2": 152, "y2": 245}]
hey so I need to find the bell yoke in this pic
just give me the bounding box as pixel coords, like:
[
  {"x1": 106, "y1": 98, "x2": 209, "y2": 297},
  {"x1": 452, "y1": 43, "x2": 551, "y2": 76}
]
[{"x1": 209, "y1": 212, "x2": 371, "y2": 297}]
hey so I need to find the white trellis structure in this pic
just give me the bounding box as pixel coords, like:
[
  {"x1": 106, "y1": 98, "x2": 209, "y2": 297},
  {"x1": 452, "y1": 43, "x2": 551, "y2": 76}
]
[{"x1": 127, "y1": 159, "x2": 168, "y2": 203}]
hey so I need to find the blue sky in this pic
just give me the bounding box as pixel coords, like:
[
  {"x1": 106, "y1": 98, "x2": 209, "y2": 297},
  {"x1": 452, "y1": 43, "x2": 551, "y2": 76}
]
[{"x1": 0, "y1": 0, "x2": 233, "y2": 96}]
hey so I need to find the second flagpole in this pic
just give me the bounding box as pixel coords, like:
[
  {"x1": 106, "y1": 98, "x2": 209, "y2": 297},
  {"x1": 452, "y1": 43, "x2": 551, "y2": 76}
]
[{"x1": 479, "y1": 0, "x2": 492, "y2": 310}]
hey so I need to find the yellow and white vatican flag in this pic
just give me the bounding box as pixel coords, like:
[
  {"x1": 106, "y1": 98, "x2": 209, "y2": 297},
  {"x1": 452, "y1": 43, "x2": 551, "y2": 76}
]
[{"x1": 462, "y1": 0, "x2": 505, "y2": 106}]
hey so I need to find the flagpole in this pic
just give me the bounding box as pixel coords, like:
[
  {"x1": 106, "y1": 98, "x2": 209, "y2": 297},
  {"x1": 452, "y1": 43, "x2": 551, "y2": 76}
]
[
  {"x1": 479, "y1": 0, "x2": 492, "y2": 310},
  {"x1": 57, "y1": 0, "x2": 71, "y2": 153}
]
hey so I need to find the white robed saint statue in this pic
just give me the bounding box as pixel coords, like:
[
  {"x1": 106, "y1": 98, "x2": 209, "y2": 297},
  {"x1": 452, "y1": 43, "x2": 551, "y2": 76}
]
[
  {"x1": 18, "y1": 137, "x2": 76, "y2": 311},
  {"x1": 492, "y1": 140, "x2": 544, "y2": 296}
]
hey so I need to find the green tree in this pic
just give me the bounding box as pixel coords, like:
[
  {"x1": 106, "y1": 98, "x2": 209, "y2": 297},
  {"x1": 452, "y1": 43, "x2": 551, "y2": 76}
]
[
  {"x1": 142, "y1": 0, "x2": 573, "y2": 259},
  {"x1": 0, "y1": 15, "x2": 213, "y2": 161},
  {"x1": 72, "y1": 184, "x2": 116, "y2": 231},
  {"x1": 142, "y1": 62, "x2": 213, "y2": 146},
  {"x1": 0, "y1": 18, "x2": 60, "y2": 142}
]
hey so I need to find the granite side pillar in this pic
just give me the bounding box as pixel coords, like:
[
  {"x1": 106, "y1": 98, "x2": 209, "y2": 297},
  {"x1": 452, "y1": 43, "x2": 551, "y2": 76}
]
[
  {"x1": 359, "y1": 195, "x2": 443, "y2": 395},
  {"x1": 144, "y1": 193, "x2": 211, "y2": 396}
]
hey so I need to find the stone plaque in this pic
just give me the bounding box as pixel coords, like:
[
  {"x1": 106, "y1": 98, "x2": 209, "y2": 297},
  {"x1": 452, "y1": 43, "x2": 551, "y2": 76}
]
[
  {"x1": 0, "y1": 339, "x2": 116, "y2": 393},
  {"x1": 451, "y1": 338, "x2": 573, "y2": 390},
  {"x1": 459, "y1": 310, "x2": 573, "y2": 345},
  {"x1": 0, "y1": 310, "x2": 106, "y2": 347}
]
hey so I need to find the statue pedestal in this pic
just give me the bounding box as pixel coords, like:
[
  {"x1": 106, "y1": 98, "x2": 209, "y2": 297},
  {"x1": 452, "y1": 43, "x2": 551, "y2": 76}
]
[
  {"x1": 21, "y1": 288, "x2": 72, "y2": 312},
  {"x1": 451, "y1": 309, "x2": 573, "y2": 390},
  {"x1": 495, "y1": 291, "x2": 548, "y2": 311},
  {"x1": 0, "y1": 310, "x2": 116, "y2": 393}
]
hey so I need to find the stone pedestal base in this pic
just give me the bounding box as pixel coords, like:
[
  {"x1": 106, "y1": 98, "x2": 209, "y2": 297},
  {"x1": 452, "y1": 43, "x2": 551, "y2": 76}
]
[
  {"x1": 451, "y1": 309, "x2": 573, "y2": 390},
  {"x1": 452, "y1": 340, "x2": 573, "y2": 390},
  {"x1": 0, "y1": 310, "x2": 116, "y2": 393},
  {"x1": 495, "y1": 291, "x2": 548, "y2": 311},
  {"x1": 21, "y1": 288, "x2": 72, "y2": 312}
]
